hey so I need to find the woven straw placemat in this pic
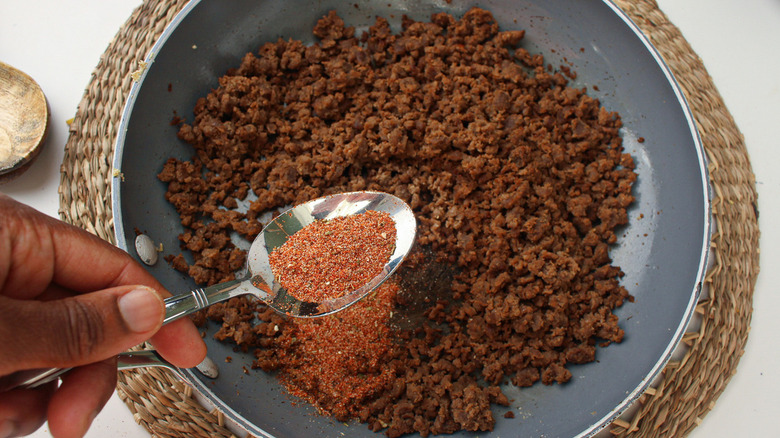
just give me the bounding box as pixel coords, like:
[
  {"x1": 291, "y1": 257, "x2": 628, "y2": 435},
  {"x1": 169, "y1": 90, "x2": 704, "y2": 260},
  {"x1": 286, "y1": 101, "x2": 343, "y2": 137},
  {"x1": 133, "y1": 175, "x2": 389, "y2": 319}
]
[{"x1": 58, "y1": 0, "x2": 760, "y2": 437}]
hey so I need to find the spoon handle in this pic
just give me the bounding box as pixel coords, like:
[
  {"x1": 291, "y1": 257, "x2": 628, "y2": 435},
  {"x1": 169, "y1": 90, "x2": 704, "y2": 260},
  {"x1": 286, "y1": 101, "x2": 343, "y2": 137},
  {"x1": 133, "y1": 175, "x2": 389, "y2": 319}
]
[
  {"x1": 116, "y1": 349, "x2": 175, "y2": 371},
  {"x1": 2, "y1": 282, "x2": 254, "y2": 392},
  {"x1": 163, "y1": 277, "x2": 252, "y2": 324},
  {"x1": 0, "y1": 351, "x2": 176, "y2": 391}
]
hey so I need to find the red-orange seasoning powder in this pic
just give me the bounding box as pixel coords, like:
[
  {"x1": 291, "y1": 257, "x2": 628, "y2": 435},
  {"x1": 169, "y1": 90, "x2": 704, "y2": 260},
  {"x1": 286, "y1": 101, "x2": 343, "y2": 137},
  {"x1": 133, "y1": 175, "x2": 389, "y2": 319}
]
[
  {"x1": 269, "y1": 210, "x2": 396, "y2": 302},
  {"x1": 276, "y1": 280, "x2": 399, "y2": 420}
]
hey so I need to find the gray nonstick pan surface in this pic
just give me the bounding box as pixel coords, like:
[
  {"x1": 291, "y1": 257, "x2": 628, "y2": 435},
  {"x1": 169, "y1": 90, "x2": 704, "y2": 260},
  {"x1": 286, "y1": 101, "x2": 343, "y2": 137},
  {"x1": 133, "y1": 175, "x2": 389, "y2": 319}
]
[{"x1": 112, "y1": 1, "x2": 711, "y2": 436}]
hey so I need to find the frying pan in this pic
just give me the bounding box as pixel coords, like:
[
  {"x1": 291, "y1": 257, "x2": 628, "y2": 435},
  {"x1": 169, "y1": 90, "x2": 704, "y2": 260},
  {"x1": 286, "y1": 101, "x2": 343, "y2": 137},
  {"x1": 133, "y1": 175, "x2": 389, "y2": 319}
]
[{"x1": 111, "y1": 0, "x2": 711, "y2": 436}]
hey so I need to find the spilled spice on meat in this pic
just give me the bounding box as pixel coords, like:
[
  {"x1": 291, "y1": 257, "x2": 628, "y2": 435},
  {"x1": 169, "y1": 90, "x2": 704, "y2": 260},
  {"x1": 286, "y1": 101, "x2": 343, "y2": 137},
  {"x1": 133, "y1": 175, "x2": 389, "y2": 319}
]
[
  {"x1": 269, "y1": 210, "x2": 395, "y2": 302},
  {"x1": 161, "y1": 7, "x2": 637, "y2": 437},
  {"x1": 275, "y1": 281, "x2": 399, "y2": 419}
]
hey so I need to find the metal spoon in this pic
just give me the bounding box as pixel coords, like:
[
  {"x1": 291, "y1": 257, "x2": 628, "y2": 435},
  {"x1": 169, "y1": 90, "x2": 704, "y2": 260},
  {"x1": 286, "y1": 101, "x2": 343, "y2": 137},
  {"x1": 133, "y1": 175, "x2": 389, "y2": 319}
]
[
  {"x1": 166, "y1": 190, "x2": 417, "y2": 319},
  {"x1": 2, "y1": 191, "x2": 416, "y2": 390},
  {"x1": 0, "y1": 61, "x2": 48, "y2": 181}
]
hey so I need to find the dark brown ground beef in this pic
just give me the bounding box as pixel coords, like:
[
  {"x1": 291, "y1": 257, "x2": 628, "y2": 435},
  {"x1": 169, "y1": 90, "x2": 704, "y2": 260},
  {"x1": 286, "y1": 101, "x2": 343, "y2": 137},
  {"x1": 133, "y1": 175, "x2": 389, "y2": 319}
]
[{"x1": 159, "y1": 7, "x2": 636, "y2": 437}]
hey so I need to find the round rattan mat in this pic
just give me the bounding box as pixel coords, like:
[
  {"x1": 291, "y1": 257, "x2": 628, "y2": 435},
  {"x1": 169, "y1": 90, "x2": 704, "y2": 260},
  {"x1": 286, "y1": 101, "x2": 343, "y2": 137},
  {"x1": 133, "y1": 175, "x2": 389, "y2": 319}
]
[{"x1": 58, "y1": 0, "x2": 760, "y2": 437}]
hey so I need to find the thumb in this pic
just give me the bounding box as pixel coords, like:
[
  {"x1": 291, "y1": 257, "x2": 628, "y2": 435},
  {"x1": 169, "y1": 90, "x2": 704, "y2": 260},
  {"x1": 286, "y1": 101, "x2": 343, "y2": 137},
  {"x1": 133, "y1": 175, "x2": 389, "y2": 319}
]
[{"x1": 0, "y1": 286, "x2": 164, "y2": 374}]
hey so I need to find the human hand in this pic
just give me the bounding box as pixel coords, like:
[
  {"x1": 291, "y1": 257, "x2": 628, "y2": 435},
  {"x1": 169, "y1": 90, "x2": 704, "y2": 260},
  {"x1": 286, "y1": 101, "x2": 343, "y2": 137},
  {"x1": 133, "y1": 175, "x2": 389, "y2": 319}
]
[{"x1": 0, "y1": 193, "x2": 207, "y2": 437}]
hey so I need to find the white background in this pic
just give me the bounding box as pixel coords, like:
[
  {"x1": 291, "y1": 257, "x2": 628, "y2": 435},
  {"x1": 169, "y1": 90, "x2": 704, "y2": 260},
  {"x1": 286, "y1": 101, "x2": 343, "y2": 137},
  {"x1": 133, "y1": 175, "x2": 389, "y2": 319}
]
[{"x1": 1, "y1": 0, "x2": 778, "y2": 437}]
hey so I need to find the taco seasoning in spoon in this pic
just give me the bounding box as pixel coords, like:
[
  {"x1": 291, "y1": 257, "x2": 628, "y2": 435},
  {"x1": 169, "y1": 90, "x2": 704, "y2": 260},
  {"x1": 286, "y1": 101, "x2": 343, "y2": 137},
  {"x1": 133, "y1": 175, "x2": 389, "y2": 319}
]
[{"x1": 269, "y1": 210, "x2": 396, "y2": 303}]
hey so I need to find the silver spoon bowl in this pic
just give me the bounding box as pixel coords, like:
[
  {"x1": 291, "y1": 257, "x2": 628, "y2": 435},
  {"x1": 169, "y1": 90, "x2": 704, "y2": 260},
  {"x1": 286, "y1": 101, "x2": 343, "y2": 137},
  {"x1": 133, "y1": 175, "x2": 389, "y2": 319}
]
[
  {"x1": 2, "y1": 191, "x2": 416, "y2": 390},
  {"x1": 167, "y1": 190, "x2": 416, "y2": 319}
]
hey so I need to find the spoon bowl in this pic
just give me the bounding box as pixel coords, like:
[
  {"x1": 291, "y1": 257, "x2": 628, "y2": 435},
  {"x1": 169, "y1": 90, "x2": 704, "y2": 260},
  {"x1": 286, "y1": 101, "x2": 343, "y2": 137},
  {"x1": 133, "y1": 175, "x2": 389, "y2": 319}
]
[
  {"x1": 164, "y1": 190, "x2": 416, "y2": 320},
  {"x1": 248, "y1": 190, "x2": 417, "y2": 316},
  {"x1": 0, "y1": 61, "x2": 48, "y2": 181}
]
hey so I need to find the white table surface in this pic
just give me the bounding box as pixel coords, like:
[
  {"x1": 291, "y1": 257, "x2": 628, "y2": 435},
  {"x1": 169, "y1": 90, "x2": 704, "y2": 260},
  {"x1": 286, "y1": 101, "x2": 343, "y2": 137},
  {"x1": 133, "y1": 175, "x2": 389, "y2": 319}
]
[{"x1": 2, "y1": 1, "x2": 778, "y2": 437}]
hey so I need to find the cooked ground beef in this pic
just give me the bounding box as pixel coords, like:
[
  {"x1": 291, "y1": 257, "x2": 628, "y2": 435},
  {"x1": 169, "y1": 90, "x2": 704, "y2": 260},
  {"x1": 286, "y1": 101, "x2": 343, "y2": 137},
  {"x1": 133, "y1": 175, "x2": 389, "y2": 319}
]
[{"x1": 159, "y1": 7, "x2": 636, "y2": 437}]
